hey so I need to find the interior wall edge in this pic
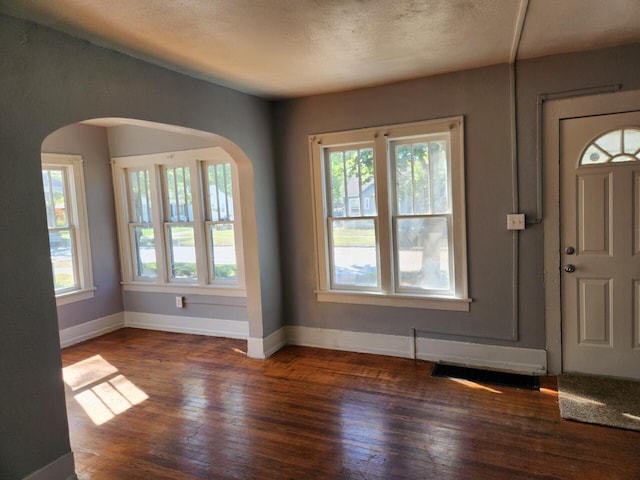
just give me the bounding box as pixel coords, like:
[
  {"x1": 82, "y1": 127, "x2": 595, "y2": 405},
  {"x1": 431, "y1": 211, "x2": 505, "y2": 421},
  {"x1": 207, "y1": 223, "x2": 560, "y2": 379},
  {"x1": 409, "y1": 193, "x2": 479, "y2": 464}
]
[{"x1": 21, "y1": 452, "x2": 76, "y2": 480}]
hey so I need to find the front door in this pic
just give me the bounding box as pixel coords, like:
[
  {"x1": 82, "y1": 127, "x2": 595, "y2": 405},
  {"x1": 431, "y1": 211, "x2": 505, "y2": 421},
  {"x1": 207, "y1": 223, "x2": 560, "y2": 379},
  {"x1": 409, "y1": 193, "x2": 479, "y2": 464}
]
[{"x1": 561, "y1": 111, "x2": 640, "y2": 380}]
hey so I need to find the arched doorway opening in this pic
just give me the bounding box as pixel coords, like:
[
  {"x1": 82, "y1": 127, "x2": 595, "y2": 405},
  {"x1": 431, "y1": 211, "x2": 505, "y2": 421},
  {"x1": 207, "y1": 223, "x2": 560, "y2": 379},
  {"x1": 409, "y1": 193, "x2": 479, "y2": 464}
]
[{"x1": 42, "y1": 118, "x2": 264, "y2": 351}]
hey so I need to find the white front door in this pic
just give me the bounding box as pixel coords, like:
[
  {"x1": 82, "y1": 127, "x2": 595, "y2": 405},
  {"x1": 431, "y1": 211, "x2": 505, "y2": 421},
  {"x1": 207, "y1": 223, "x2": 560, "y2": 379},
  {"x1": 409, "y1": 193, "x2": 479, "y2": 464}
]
[{"x1": 561, "y1": 111, "x2": 640, "y2": 380}]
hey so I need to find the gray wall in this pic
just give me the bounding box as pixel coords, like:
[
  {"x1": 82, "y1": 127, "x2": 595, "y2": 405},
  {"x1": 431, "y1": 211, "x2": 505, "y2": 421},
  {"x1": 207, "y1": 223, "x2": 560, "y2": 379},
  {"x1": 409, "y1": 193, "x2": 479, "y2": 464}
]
[
  {"x1": 42, "y1": 123, "x2": 124, "y2": 330},
  {"x1": 107, "y1": 124, "x2": 216, "y2": 157},
  {"x1": 0, "y1": 14, "x2": 280, "y2": 480},
  {"x1": 273, "y1": 43, "x2": 640, "y2": 350},
  {"x1": 123, "y1": 291, "x2": 248, "y2": 321}
]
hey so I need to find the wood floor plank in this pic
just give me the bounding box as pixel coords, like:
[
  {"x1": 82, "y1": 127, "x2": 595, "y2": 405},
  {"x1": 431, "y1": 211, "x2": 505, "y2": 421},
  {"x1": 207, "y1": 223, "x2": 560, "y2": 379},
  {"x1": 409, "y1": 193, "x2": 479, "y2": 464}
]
[{"x1": 61, "y1": 328, "x2": 640, "y2": 479}]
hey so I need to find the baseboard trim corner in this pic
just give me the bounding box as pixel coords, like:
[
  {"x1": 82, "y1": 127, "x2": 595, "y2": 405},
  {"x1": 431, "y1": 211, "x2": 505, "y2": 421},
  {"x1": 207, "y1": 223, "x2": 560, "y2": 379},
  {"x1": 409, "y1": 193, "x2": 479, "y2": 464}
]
[
  {"x1": 59, "y1": 312, "x2": 124, "y2": 348},
  {"x1": 247, "y1": 327, "x2": 287, "y2": 359}
]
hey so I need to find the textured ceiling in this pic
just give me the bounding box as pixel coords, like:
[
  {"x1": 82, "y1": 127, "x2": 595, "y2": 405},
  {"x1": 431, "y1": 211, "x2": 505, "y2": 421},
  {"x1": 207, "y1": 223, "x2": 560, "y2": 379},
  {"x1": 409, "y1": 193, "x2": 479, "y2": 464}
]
[{"x1": 2, "y1": 0, "x2": 640, "y2": 99}]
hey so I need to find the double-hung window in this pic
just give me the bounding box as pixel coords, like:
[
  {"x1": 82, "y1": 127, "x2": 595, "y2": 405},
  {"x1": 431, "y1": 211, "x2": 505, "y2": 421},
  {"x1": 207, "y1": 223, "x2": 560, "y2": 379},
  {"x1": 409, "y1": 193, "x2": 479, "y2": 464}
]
[
  {"x1": 112, "y1": 147, "x2": 244, "y2": 295},
  {"x1": 41, "y1": 153, "x2": 94, "y2": 305},
  {"x1": 311, "y1": 117, "x2": 469, "y2": 311}
]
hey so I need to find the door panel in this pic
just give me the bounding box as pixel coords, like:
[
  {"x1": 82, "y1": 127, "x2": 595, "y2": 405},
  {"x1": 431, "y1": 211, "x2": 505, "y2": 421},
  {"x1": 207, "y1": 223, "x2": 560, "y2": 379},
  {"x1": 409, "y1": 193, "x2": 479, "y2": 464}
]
[
  {"x1": 561, "y1": 111, "x2": 640, "y2": 380},
  {"x1": 578, "y1": 278, "x2": 611, "y2": 345},
  {"x1": 578, "y1": 173, "x2": 611, "y2": 254}
]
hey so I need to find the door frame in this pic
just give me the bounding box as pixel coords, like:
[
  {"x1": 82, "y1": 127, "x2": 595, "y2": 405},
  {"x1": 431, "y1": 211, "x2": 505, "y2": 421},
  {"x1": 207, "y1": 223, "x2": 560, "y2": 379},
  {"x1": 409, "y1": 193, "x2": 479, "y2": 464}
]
[{"x1": 543, "y1": 88, "x2": 640, "y2": 374}]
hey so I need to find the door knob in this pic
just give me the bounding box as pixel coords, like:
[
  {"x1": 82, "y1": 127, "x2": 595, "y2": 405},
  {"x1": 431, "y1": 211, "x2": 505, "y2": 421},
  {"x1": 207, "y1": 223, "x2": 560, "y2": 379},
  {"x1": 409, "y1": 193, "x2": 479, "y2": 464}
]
[
  {"x1": 564, "y1": 264, "x2": 576, "y2": 273},
  {"x1": 565, "y1": 246, "x2": 575, "y2": 255}
]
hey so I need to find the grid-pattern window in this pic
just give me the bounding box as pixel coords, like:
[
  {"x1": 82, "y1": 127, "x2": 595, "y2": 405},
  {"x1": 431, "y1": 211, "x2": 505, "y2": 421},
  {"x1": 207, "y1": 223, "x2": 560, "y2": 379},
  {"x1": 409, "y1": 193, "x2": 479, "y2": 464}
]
[
  {"x1": 325, "y1": 146, "x2": 378, "y2": 288},
  {"x1": 42, "y1": 153, "x2": 94, "y2": 304},
  {"x1": 112, "y1": 147, "x2": 244, "y2": 293},
  {"x1": 163, "y1": 165, "x2": 197, "y2": 281},
  {"x1": 311, "y1": 117, "x2": 469, "y2": 311},
  {"x1": 127, "y1": 169, "x2": 156, "y2": 279},
  {"x1": 205, "y1": 163, "x2": 238, "y2": 282},
  {"x1": 43, "y1": 166, "x2": 78, "y2": 291},
  {"x1": 391, "y1": 135, "x2": 453, "y2": 294}
]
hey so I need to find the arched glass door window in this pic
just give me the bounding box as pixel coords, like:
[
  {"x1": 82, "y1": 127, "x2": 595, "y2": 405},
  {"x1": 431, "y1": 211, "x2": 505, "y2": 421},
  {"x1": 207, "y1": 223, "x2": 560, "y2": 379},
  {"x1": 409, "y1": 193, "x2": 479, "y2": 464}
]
[{"x1": 580, "y1": 127, "x2": 640, "y2": 165}]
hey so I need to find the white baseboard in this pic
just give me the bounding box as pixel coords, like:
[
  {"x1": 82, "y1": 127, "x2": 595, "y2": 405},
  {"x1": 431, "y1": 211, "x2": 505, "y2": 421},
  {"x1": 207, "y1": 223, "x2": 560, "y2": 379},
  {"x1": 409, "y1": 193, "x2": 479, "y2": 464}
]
[
  {"x1": 124, "y1": 311, "x2": 249, "y2": 339},
  {"x1": 59, "y1": 312, "x2": 125, "y2": 348},
  {"x1": 59, "y1": 314, "x2": 547, "y2": 373},
  {"x1": 416, "y1": 337, "x2": 547, "y2": 374},
  {"x1": 23, "y1": 452, "x2": 76, "y2": 480},
  {"x1": 247, "y1": 327, "x2": 287, "y2": 359},
  {"x1": 286, "y1": 326, "x2": 547, "y2": 374},
  {"x1": 287, "y1": 326, "x2": 411, "y2": 358}
]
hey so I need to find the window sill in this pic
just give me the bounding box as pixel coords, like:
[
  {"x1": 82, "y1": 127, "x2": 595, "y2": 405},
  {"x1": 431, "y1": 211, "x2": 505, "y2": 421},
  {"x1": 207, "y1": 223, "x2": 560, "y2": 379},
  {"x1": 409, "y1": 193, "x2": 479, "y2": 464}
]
[
  {"x1": 121, "y1": 282, "x2": 247, "y2": 297},
  {"x1": 55, "y1": 287, "x2": 96, "y2": 307},
  {"x1": 316, "y1": 290, "x2": 471, "y2": 311}
]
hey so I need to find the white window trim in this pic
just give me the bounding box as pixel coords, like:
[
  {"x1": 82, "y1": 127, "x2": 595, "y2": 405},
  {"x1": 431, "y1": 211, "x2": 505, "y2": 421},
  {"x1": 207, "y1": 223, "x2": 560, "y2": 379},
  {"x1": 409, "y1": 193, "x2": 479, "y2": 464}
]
[
  {"x1": 42, "y1": 153, "x2": 95, "y2": 306},
  {"x1": 111, "y1": 147, "x2": 246, "y2": 296},
  {"x1": 310, "y1": 117, "x2": 470, "y2": 311}
]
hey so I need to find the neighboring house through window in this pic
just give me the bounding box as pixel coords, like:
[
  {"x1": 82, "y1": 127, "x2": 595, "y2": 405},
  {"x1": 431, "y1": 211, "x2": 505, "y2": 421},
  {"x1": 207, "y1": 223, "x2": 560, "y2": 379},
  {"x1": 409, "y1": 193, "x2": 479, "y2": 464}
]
[
  {"x1": 111, "y1": 147, "x2": 244, "y2": 295},
  {"x1": 310, "y1": 117, "x2": 470, "y2": 311},
  {"x1": 41, "y1": 153, "x2": 95, "y2": 305}
]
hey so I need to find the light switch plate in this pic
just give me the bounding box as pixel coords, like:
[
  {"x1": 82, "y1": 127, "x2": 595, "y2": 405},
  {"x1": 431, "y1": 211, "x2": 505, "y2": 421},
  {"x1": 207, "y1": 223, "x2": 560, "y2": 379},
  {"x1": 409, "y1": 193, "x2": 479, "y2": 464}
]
[{"x1": 507, "y1": 214, "x2": 526, "y2": 230}]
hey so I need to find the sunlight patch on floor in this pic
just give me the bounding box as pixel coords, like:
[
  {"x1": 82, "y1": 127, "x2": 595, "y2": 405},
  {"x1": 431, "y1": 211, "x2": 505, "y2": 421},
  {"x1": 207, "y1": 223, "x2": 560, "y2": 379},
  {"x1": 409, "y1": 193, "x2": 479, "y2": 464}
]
[
  {"x1": 539, "y1": 387, "x2": 558, "y2": 397},
  {"x1": 622, "y1": 412, "x2": 640, "y2": 422},
  {"x1": 449, "y1": 378, "x2": 503, "y2": 394},
  {"x1": 63, "y1": 355, "x2": 148, "y2": 425},
  {"x1": 558, "y1": 391, "x2": 604, "y2": 406}
]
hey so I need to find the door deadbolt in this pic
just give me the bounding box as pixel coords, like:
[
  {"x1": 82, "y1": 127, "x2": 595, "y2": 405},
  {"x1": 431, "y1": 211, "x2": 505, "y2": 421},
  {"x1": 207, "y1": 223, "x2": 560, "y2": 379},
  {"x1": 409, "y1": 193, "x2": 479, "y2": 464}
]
[
  {"x1": 565, "y1": 246, "x2": 575, "y2": 255},
  {"x1": 564, "y1": 264, "x2": 576, "y2": 273}
]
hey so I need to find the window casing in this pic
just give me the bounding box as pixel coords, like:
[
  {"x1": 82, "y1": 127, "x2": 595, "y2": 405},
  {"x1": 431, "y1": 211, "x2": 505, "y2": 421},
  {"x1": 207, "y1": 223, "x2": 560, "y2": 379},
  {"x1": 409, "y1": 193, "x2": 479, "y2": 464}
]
[
  {"x1": 310, "y1": 117, "x2": 469, "y2": 311},
  {"x1": 112, "y1": 147, "x2": 245, "y2": 295},
  {"x1": 41, "y1": 153, "x2": 95, "y2": 305}
]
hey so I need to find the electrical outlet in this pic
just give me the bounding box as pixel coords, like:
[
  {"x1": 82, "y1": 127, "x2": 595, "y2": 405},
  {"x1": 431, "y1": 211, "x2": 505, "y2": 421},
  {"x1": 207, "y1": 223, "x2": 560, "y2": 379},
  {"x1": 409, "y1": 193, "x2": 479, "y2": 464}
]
[
  {"x1": 507, "y1": 214, "x2": 525, "y2": 230},
  {"x1": 176, "y1": 296, "x2": 184, "y2": 308}
]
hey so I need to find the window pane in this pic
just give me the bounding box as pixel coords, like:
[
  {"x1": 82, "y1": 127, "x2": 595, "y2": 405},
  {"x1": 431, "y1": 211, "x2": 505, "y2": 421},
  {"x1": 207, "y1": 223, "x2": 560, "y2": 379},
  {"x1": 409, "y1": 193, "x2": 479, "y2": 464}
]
[
  {"x1": 412, "y1": 143, "x2": 431, "y2": 214},
  {"x1": 50, "y1": 229, "x2": 77, "y2": 290},
  {"x1": 580, "y1": 144, "x2": 609, "y2": 165},
  {"x1": 611, "y1": 155, "x2": 636, "y2": 163},
  {"x1": 595, "y1": 130, "x2": 622, "y2": 156},
  {"x1": 128, "y1": 170, "x2": 152, "y2": 223},
  {"x1": 216, "y1": 164, "x2": 228, "y2": 220},
  {"x1": 207, "y1": 163, "x2": 234, "y2": 221},
  {"x1": 328, "y1": 147, "x2": 375, "y2": 218},
  {"x1": 43, "y1": 169, "x2": 69, "y2": 227},
  {"x1": 210, "y1": 224, "x2": 237, "y2": 281},
  {"x1": 395, "y1": 141, "x2": 449, "y2": 216},
  {"x1": 430, "y1": 141, "x2": 449, "y2": 214},
  {"x1": 168, "y1": 226, "x2": 196, "y2": 280},
  {"x1": 133, "y1": 226, "x2": 157, "y2": 278},
  {"x1": 165, "y1": 166, "x2": 192, "y2": 222},
  {"x1": 624, "y1": 129, "x2": 640, "y2": 154},
  {"x1": 329, "y1": 151, "x2": 345, "y2": 217},
  {"x1": 396, "y1": 217, "x2": 450, "y2": 291},
  {"x1": 331, "y1": 218, "x2": 378, "y2": 288},
  {"x1": 395, "y1": 144, "x2": 414, "y2": 215}
]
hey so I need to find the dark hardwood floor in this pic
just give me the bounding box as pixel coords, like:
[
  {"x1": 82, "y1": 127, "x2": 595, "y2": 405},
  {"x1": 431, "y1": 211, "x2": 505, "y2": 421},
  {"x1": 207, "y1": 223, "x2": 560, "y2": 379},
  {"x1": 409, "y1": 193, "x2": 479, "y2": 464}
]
[{"x1": 61, "y1": 328, "x2": 640, "y2": 479}]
